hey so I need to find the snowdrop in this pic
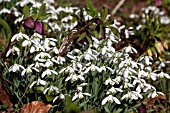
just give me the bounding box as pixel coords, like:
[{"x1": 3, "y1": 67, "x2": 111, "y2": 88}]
[
  {"x1": 6, "y1": 46, "x2": 20, "y2": 57},
  {"x1": 42, "y1": 69, "x2": 58, "y2": 78},
  {"x1": 9, "y1": 64, "x2": 24, "y2": 72},
  {"x1": 34, "y1": 52, "x2": 51, "y2": 61},
  {"x1": 53, "y1": 93, "x2": 68, "y2": 102},
  {"x1": 44, "y1": 85, "x2": 59, "y2": 94},
  {"x1": 21, "y1": 64, "x2": 38, "y2": 76},
  {"x1": 65, "y1": 73, "x2": 85, "y2": 82},
  {"x1": 102, "y1": 95, "x2": 121, "y2": 105},
  {"x1": 121, "y1": 91, "x2": 143, "y2": 101},
  {"x1": 30, "y1": 78, "x2": 47, "y2": 89},
  {"x1": 11, "y1": 32, "x2": 29, "y2": 42},
  {"x1": 157, "y1": 72, "x2": 170, "y2": 79},
  {"x1": 125, "y1": 46, "x2": 137, "y2": 54},
  {"x1": 43, "y1": 38, "x2": 57, "y2": 51},
  {"x1": 106, "y1": 87, "x2": 123, "y2": 94},
  {"x1": 72, "y1": 86, "x2": 91, "y2": 101},
  {"x1": 83, "y1": 64, "x2": 101, "y2": 73}
]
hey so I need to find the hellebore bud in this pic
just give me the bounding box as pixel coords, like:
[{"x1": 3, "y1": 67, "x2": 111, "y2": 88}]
[
  {"x1": 23, "y1": 16, "x2": 35, "y2": 29},
  {"x1": 35, "y1": 21, "x2": 44, "y2": 35}
]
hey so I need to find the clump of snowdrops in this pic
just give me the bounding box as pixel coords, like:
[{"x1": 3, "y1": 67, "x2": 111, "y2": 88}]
[{"x1": 2, "y1": 0, "x2": 170, "y2": 112}]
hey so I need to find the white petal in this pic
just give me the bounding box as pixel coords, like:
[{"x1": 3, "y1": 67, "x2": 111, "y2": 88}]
[
  {"x1": 6, "y1": 49, "x2": 12, "y2": 57},
  {"x1": 78, "y1": 75, "x2": 85, "y2": 81},
  {"x1": 72, "y1": 94, "x2": 78, "y2": 101},
  {"x1": 82, "y1": 93, "x2": 91, "y2": 96},
  {"x1": 44, "y1": 87, "x2": 50, "y2": 94},
  {"x1": 102, "y1": 97, "x2": 108, "y2": 105},
  {"x1": 22, "y1": 40, "x2": 29, "y2": 47},
  {"x1": 11, "y1": 34, "x2": 18, "y2": 42},
  {"x1": 65, "y1": 76, "x2": 71, "y2": 81},
  {"x1": 42, "y1": 71, "x2": 47, "y2": 78},
  {"x1": 30, "y1": 81, "x2": 37, "y2": 89},
  {"x1": 51, "y1": 70, "x2": 58, "y2": 75},
  {"x1": 53, "y1": 96, "x2": 59, "y2": 102},
  {"x1": 113, "y1": 97, "x2": 121, "y2": 104},
  {"x1": 39, "y1": 79, "x2": 47, "y2": 85}
]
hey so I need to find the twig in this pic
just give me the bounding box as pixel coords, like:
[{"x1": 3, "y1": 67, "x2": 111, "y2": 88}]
[
  {"x1": 111, "y1": 0, "x2": 126, "y2": 15},
  {"x1": 59, "y1": 20, "x2": 93, "y2": 56}
]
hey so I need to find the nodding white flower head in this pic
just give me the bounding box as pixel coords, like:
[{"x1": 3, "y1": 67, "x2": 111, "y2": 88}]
[
  {"x1": 9, "y1": 64, "x2": 24, "y2": 72},
  {"x1": 72, "y1": 92, "x2": 91, "y2": 101},
  {"x1": 22, "y1": 39, "x2": 32, "y2": 47},
  {"x1": 6, "y1": 46, "x2": 20, "y2": 57},
  {"x1": 30, "y1": 79, "x2": 47, "y2": 89},
  {"x1": 125, "y1": 46, "x2": 137, "y2": 53},
  {"x1": 44, "y1": 85, "x2": 59, "y2": 94},
  {"x1": 158, "y1": 72, "x2": 170, "y2": 79},
  {"x1": 65, "y1": 73, "x2": 85, "y2": 82},
  {"x1": 43, "y1": 38, "x2": 57, "y2": 51},
  {"x1": 102, "y1": 95, "x2": 121, "y2": 105},
  {"x1": 21, "y1": 64, "x2": 39, "y2": 76},
  {"x1": 11, "y1": 32, "x2": 29, "y2": 42},
  {"x1": 42, "y1": 69, "x2": 58, "y2": 78},
  {"x1": 106, "y1": 87, "x2": 123, "y2": 94},
  {"x1": 34, "y1": 52, "x2": 51, "y2": 61},
  {"x1": 121, "y1": 91, "x2": 143, "y2": 101}
]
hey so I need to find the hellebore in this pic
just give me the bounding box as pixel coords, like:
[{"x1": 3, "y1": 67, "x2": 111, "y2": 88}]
[{"x1": 23, "y1": 16, "x2": 45, "y2": 35}]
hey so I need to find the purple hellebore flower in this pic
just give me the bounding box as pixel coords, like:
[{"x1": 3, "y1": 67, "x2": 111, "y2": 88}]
[
  {"x1": 35, "y1": 21, "x2": 44, "y2": 35},
  {"x1": 94, "y1": 18, "x2": 102, "y2": 25},
  {"x1": 101, "y1": 27, "x2": 106, "y2": 40},
  {"x1": 23, "y1": 16, "x2": 35, "y2": 29},
  {"x1": 155, "y1": 0, "x2": 162, "y2": 7}
]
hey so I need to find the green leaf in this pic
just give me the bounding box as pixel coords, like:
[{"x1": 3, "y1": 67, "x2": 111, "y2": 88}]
[
  {"x1": 101, "y1": 6, "x2": 108, "y2": 21},
  {"x1": 77, "y1": 32, "x2": 86, "y2": 42},
  {"x1": 86, "y1": 0, "x2": 98, "y2": 17},
  {"x1": 112, "y1": 108, "x2": 123, "y2": 113},
  {"x1": 38, "y1": 13, "x2": 51, "y2": 21},
  {"x1": 86, "y1": 35, "x2": 92, "y2": 43},
  {"x1": 0, "y1": 18, "x2": 12, "y2": 39},
  {"x1": 32, "y1": 14, "x2": 38, "y2": 20},
  {"x1": 2, "y1": 104, "x2": 9, "y2": 108},
  {"x1": 45, "y1": 94, "x2": 54, "y2": 102},
  {"x1": 79, "y1": 100, "x2": 89, "y2": 108},
  {"x1": 39, "y1": 3, "x2": 46, "y2": 18},
  {"x1": 23, "y1": 5, "x2": 30, "y2": 18},
  {"x1": 110, "y1": 26, "x2": 119, "y2": 36}
]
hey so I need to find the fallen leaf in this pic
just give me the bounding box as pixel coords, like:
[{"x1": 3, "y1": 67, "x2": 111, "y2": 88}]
[{"x1": 20, "y1": 101, "x2": 51, "y2": 113}]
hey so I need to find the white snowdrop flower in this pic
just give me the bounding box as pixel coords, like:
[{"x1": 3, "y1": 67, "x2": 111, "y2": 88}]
[
  {"x1": 82, "y1": 48, "x2": 97, "y2": 60},
  {"x1": 129, "y1": 14, "x2": 139, "y2": 19},
  {"x1": 72, "y1": 92, "x2": 91, "y2": 101},
  {"x1": 160, "y1": 16, "x2": 170, "y2": 24},
  {"x1": 65, "y1": 73, "x2": 84, "y2": 82},
  {"x1": 148, "y1": 91, "x2": 158, "y2": 98},
  {"x1": 21, "y1": 64, "x2": 39, "y2": 76},
  {"x1": 0, "y1": 8, "x2": 10, "y2": 14},
  {"x1": 44, "y1": 86, "x2": 59, "y2": 94},
  {"x1": 101, "y1": 46, "x2": 115, "y2": 57},
  {"x1": 158, "y1": 72, "x2": 170, "y2": 79},
  {"x1": 35, "y1": 62, "x2": 44, "y2": 69},
  {"x1": 83, "y1": 64, "x2": 101, "y2": 73},
  {"x1": 11, "y1": 32, "x2": 29, "y2": 42},
  {"x1": 102, "y1": 95, "x2": 121, "y2": 105},
  {"x1": 53, "y1": 93, "x2": 68, "y2": 102},
  {"x1": 44, "y1": 59, "x2": 53, "y2": 67},
  {"x1": 67, "y1": 53, "x2": 76, "y2": 59},
  {"x1": 121, "y1": 91, "x2": 143, "y2": 101},
  {"x1": 9, "y1": 64, "x2": 24, "y2": 72},
  {"x1": 42, "y1": 69, "x2": 58, "y2": 78},
  {"x1": 57, "y1": 56, "x2": 65, "y2": 64},
  {"x1": 43, "y1": 38, "x2": 57, "y2": 51},
  {"x1": 149, "y1": 72, "x2": 157, "y2": 81},
  {"x1": 22, "y1": 39, "x2": 32, "y2": 47},
  {"x1": 105, "y1": 78, "x2": 115, "y2": 85},
  {"x1": 30, "y1": 79, "x2": 47, "y2": 89},
  {"x1": 125, "y1": 46, "x2": 137, "y2": 53},
  {"x1": 35, "y1": 52, "x2": 51, "y2": 61},
  {"x1": 53, "y1": 47, "x2": 59, "y2": 54},
  {"x1": 119, "y1": 58, "x2": 138, "y2": 68},
  {"x1": 6, "y1": 46, "x2": 20, "y2": 57},
  {"x1": 14, "y1": 16, "x2": 23, "y2": 24},
  {"x1": 140, "y1": 56, "x2": 152, "y2": 65},
  {"x1": 124, "y1": 81, "x2": 133, "y2": 89},
  {"x1": 118, "y1": 25, "x2": 125, "y2": 32},
  {"x1": 61, "y1": 15, "x2": 73, "y2": 22},
  {"x1": 106, "y1": 87, "x2": 123, "y2": 94}
]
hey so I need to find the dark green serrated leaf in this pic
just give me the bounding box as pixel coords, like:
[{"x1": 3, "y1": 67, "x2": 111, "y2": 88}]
[
  {"x1": 38, "y1": 13, "x2": 51, "y2": 21},
  {"x1": 32, "y1": 14, "x2": 38, "y2": 20},
  {"x1": 39, "y1": 3, "x2": 46, "y2": 18},
  {"x1": 23, "y1": 6, "x2": 30, "y2": 18}
]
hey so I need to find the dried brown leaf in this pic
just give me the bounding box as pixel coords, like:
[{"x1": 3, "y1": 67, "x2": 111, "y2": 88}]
[{"x1": 20, "y1": 101, "x2": 51, "y2": 113}]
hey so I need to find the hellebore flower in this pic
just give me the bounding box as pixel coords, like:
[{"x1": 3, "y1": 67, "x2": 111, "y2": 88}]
[
  {"x1": 35, "y1": 21, "x2": 44, "y2": 35},
  {"x1": 155, "y1": 0, "x2": 162, "y2": 7},
  {"x1": 23, "y1": 16, "x2": 35, "y2": 29}
]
